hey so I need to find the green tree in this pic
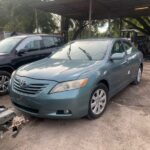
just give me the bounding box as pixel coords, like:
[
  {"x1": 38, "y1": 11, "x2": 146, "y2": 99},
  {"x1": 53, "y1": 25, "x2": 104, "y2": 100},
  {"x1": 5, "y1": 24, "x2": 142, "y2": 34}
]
[
  {"x1": 123, "y1": 17, "x2": 150, "y2": 36},
  {"x1": 0, "y1": 0, "x2": 58, "y2": 33}
]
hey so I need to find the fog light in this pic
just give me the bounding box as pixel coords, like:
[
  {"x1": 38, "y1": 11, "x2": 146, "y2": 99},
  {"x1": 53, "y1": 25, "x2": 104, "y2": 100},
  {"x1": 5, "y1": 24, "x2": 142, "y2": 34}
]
[
  {"x1": 56, "y1": 110, "x2": 71, "y2": 115},
  {"x1": 64, "y1": 109, "x2": 70, "y2": 114}
]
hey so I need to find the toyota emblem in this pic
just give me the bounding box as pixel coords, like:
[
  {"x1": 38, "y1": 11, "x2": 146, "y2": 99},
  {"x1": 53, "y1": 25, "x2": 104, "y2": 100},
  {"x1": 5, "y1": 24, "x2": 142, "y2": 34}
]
[{"x1": 19, "y1": 80, "x2": 27, "y2": 88}]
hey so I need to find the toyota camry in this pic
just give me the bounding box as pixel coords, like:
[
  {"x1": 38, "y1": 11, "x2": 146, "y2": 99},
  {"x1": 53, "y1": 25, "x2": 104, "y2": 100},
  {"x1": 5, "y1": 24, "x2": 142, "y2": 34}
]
[{"x1": 9, "y1": 38, "x2": 143, "y2": 119}]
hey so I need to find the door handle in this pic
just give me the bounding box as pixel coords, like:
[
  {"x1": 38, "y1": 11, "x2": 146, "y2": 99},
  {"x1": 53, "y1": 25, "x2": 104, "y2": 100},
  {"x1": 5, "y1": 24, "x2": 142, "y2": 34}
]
[{"x1": 121, "y1": 61, "x2": 127, "y2": 65}]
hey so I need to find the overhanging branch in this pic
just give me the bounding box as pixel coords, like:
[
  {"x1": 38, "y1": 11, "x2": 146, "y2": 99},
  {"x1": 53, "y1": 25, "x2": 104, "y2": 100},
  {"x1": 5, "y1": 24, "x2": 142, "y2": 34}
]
[
  {"x1": 134, "y1": 17, "x2": 150, "y2": 34},
  {"x1": 123, "y1": 19, "x2": 150, "y2": 36}
]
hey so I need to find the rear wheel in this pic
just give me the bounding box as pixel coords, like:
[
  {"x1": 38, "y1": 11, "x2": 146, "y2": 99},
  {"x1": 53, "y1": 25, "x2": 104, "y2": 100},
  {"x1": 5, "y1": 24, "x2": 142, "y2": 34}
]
[
  {"x1": 0, "y1": 71, "x2": 11, "y2": 96},
  {"x1": 133, "y1": 67, "x2": 142, "y2": 85},
  {"x1": 88, "y1": 83, "x2": 108, "y2": 119}
]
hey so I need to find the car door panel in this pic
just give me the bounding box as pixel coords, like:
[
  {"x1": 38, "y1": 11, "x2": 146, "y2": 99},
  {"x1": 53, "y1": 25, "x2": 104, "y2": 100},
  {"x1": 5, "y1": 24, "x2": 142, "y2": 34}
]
[
  {"x1": 12, "y1": 51, "x2": 38, "y2": 68},
  {"x1": 107, "y1": 40, "x2": 129, "y2": 97},
  {"x1": 123, "y1": 41, "x2": 140, "y2": 80},
  {"x1": 40, "y1": 36, "x2": 58, "y2": 59},
  {"x1": 108, "y1": 58, "x2": 129, "y2": 97}
]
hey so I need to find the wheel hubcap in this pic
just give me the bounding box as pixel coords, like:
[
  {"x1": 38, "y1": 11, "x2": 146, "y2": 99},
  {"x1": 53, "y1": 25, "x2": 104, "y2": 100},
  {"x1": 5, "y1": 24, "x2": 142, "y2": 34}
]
[
  {"x1": 0, "y1": 75, "x2": 10, "y2": 93},
  {"x1": 91, "y1": 89, "x2": 107, "y2": 115},
  {"x1": 137, "y1": 68, "x2": 142, "y2": 83}
]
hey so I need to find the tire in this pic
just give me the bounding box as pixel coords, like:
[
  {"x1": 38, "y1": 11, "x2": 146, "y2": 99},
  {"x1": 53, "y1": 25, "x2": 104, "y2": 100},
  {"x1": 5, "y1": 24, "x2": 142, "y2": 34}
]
[
  {"x1": 132, "y1": 67, "x2": 142, "y2": 85},
  {"x1": 88, "y1": 83, "x2": 108, "y2": 119},
  {"x1": 0, "y1": 71, "x2": 11, "y2": 96}
]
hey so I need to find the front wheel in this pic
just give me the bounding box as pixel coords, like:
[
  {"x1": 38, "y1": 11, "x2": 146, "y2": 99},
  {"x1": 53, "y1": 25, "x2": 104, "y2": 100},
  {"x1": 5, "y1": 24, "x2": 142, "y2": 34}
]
[
  {"x1": 133, "y1": 67, "x2": 142, "y2": 85},
  {"x1": 0, "y1": 71, "x2": 11, "y2": 96},
  {"x1": 88, "y1": 83, "x2": 108, "y2": 119}
]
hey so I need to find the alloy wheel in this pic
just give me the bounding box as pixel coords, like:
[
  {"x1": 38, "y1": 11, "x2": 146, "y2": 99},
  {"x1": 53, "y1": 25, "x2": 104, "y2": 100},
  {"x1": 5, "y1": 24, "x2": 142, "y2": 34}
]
[
  {"x1": 90, "y1": 89, "x2": 107, "y2": 115},
  {"x1": 137, "y1": 68, "x2": 142, "y2": 83},
  {"x1": 0, "y1": 75, "x2": 10, "y2": 93}
]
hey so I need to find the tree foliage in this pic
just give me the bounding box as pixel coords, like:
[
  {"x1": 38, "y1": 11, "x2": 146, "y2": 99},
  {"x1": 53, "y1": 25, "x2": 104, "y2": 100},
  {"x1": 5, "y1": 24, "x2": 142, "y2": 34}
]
[
  {"x1": 0, "y1": 0, "x2": 149, "y2": 39},
  {"x1": 0, "y1": 0, "x2": 58, "y2": 33},
  {"x1": 123, "y1": 17, "x2": 150, "y2": 36}
]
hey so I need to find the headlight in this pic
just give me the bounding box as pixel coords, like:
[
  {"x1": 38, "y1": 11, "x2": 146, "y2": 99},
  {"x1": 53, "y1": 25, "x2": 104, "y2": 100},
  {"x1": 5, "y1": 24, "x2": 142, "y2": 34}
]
[
  {"x1": 11, "y1": 71, "x2": 16, "y2": 77},
  {"x1": 9, "y1": 71, "x2": 16, "y2": 85},
  {"x1": 50, "y1": 78, "x2": 88, "y2": 94}
]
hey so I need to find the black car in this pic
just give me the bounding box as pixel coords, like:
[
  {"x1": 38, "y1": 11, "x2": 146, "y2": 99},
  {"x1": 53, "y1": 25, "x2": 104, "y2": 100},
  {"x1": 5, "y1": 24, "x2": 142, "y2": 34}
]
[{"x1": 0, "y1": 34, "x2": 64, "y2": 95}]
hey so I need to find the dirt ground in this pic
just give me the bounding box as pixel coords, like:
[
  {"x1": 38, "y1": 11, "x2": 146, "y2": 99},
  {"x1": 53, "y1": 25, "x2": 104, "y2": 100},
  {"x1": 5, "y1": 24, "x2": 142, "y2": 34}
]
[{"x1": 0, "y1": 62, "x2": 150, "y2": 150}]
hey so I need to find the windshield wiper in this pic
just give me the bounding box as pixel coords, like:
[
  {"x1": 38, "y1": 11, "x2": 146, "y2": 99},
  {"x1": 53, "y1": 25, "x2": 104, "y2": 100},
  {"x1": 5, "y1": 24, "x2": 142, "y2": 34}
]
[
  {"x1": 78, "y1": 47, "x2": 93, "y2": 60},
  {"x1": 67, "y1": 43, "x2": 72, "y2": 60}
]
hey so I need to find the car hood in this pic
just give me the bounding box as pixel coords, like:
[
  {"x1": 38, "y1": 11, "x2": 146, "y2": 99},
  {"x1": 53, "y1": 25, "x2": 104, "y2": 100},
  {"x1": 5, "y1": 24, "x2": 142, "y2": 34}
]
[
  {"x1": 16, "y1": 58, "x2": 100, "y2": 82},
  {"x1": 0, "y1": 53, "x2": 7, "y2": 56},
  {"x1": 0, "y1": 53, "x2": 9, "y2": 57},
  {"x1": 0, "y1": 53, "x2": 10, "y2": 65}
]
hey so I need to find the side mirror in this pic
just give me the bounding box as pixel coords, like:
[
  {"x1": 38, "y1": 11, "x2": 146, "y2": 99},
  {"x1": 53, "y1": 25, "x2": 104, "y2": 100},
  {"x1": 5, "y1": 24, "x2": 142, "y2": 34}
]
[
  {"x1": 111, "y1": 52, "x2": 125, "y2": 60},
  {"x1": 17, "y1": 48, "x2": 28, "y2": 55}
]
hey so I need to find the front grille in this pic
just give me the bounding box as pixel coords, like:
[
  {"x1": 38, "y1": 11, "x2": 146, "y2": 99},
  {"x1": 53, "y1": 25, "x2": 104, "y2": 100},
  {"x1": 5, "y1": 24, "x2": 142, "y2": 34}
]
[{"x1": 13, "y1": 77, "x2": 48, "y2": 95}]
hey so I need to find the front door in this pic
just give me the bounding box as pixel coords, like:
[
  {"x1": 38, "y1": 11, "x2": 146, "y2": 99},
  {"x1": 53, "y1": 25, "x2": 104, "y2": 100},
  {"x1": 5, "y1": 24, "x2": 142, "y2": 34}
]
[
  {"x1": 12, "y1": 36, "x2": 43, "y2": 69},
  {"x1": 108, "y1": 40, "x2": 129, "y2": 96}
]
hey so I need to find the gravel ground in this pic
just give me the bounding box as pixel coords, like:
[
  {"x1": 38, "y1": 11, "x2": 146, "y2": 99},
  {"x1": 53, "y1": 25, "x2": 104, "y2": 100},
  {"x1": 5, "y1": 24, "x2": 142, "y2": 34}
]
[{"x1": 0, "y1": 62, "x2": 150, "y2": 150}]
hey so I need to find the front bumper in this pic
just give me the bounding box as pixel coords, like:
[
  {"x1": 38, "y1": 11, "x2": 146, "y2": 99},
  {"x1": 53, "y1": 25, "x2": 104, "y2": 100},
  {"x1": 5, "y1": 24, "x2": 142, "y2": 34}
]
[{"x1": 10, "y1": 86, "x2": 91, "y2": 119}]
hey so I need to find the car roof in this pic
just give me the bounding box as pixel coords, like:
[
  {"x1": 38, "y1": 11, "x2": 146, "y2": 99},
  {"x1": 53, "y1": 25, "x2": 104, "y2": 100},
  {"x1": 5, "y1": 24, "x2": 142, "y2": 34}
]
[
  {"x1": 9, "y1": 34, "x2": 63, "y2": 39},
  {"x1": 72, "y1": 38, "x2": 126, "y2": 42}
]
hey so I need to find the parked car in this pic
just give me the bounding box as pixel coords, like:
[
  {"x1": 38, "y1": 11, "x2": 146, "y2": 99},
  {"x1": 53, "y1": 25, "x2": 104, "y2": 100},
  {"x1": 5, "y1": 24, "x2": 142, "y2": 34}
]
[
  {"x1": 9, "y1": 38, "x2": 143, "y2": 119},
  {"x1": 0, "y1": 34, "x2": 64, "y2": 95}
]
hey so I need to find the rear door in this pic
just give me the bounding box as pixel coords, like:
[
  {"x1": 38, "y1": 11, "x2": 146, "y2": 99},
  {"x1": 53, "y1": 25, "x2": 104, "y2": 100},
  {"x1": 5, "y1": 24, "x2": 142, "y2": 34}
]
[
  {"x1": 40, "y1": 36, "x2": 60, "y2": 59},
  {"x1": 122, "y1": 40, "x2": 139, "y2": 80},
  {"x1": 53, "y1": 36, "x2": 64, "y2": 47}
]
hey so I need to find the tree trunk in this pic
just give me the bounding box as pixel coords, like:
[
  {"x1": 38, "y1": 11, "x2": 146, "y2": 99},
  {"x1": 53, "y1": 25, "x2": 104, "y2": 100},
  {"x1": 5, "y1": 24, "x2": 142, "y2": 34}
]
[
  {"x1": 72, "y1": 25, "x2": 87, "y2": 40},
  {"x1": 72, "y1": 21, "x2": 88, "y2": 40},
  {"x1": 61, "y1": 16, "x2": 69, "y2": 43}
]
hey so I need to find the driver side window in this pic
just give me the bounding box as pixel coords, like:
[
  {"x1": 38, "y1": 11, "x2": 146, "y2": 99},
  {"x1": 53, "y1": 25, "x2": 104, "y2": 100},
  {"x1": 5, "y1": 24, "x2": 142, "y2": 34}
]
[
  {"x1": 112, "y1": 41, "x2": 125, "y2": 54},
  {"x1": 24, "y1": 40, "x2": 41, "y2": 51},
  {"x1": 16, "y1": 36, "x2": 42, "y2": 52}
]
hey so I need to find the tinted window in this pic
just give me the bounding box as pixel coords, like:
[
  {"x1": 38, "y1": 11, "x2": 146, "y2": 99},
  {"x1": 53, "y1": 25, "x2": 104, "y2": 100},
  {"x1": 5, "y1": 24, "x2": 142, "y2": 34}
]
[
  {"x1": 24, "y1": 40, "x2": 41, "y2": 51},
  {"x1": 53, "y1": 37, "x2": 58, "y2": 43},
  {"x1": 42, "y1": 37, "x2": 55, "y2": 48},
  {"x1": 53, "y1": 37, "x2": 64, "y2": 46},
  {"x1": 123, "y1": 41, "x2": 134, "y2": 55},
  {"x1": 112, "y1": 41, "x2": 124, "y2": 54},
  {"x1": 16, "y1": 36, "x2": 42, "y2": 52},
  {"x1": 50, "y1": 40, "x2": 109, "y2": 61},
  {"x1": 0, "y1": 37, "x2": 22, "y2": 54}
]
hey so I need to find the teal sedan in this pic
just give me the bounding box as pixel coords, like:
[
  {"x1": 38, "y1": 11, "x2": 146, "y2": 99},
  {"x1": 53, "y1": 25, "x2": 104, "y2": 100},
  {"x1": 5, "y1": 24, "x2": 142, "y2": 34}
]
[{"x1": 9, "y1": 38, "x2": 143, "y2": 119}]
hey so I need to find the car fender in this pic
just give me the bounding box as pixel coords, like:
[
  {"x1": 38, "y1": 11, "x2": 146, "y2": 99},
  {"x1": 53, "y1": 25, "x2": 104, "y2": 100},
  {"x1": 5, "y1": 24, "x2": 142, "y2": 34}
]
[
  {"x1": 0, "y1": 65, "x2": 15, "y2": 73},
  {"x1": 79, "y1": 68, "x2": 109, "y2": 91}
]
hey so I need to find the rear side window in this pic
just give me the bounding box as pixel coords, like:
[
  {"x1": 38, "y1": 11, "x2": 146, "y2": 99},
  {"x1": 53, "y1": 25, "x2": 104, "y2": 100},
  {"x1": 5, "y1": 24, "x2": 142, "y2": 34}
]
[
  {"x1": 123, "y1": 41, "x2": 133, "y2": 55},
  {"x1": 53, "y1": 36, "x2": 64, "y2": 46},
  {"x1": 112, "y1": 41, "x2": 124, "y2": 54},
  {"x1": 42, "y1": 36, "x2": 55, "y2": 48}
]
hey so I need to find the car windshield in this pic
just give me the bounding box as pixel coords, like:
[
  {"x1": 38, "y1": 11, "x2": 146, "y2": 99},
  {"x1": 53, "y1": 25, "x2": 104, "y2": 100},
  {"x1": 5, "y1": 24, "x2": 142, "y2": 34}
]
[
  {"x1": 50, "y1": 40, "x2": 109, "y2": 61},
  {"x1": 0, "y1": 37, "x2": 23, "y2": 54}
]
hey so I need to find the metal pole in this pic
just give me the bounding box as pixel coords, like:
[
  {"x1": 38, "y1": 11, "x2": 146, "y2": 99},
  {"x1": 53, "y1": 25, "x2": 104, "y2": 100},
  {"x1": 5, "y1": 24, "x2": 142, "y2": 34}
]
[
  {"x1": 119, "y1": 18, "x2": 122, "y2": 37},
  {"x1": 88, "y1": 0, "x2": 92, "y2": 38},
  {"x1": 35, "y1": 8, "x2": 39, "y2": 33},
  {"x1": 108, "y1": 18, "x2": 111, "y2": 37}
]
